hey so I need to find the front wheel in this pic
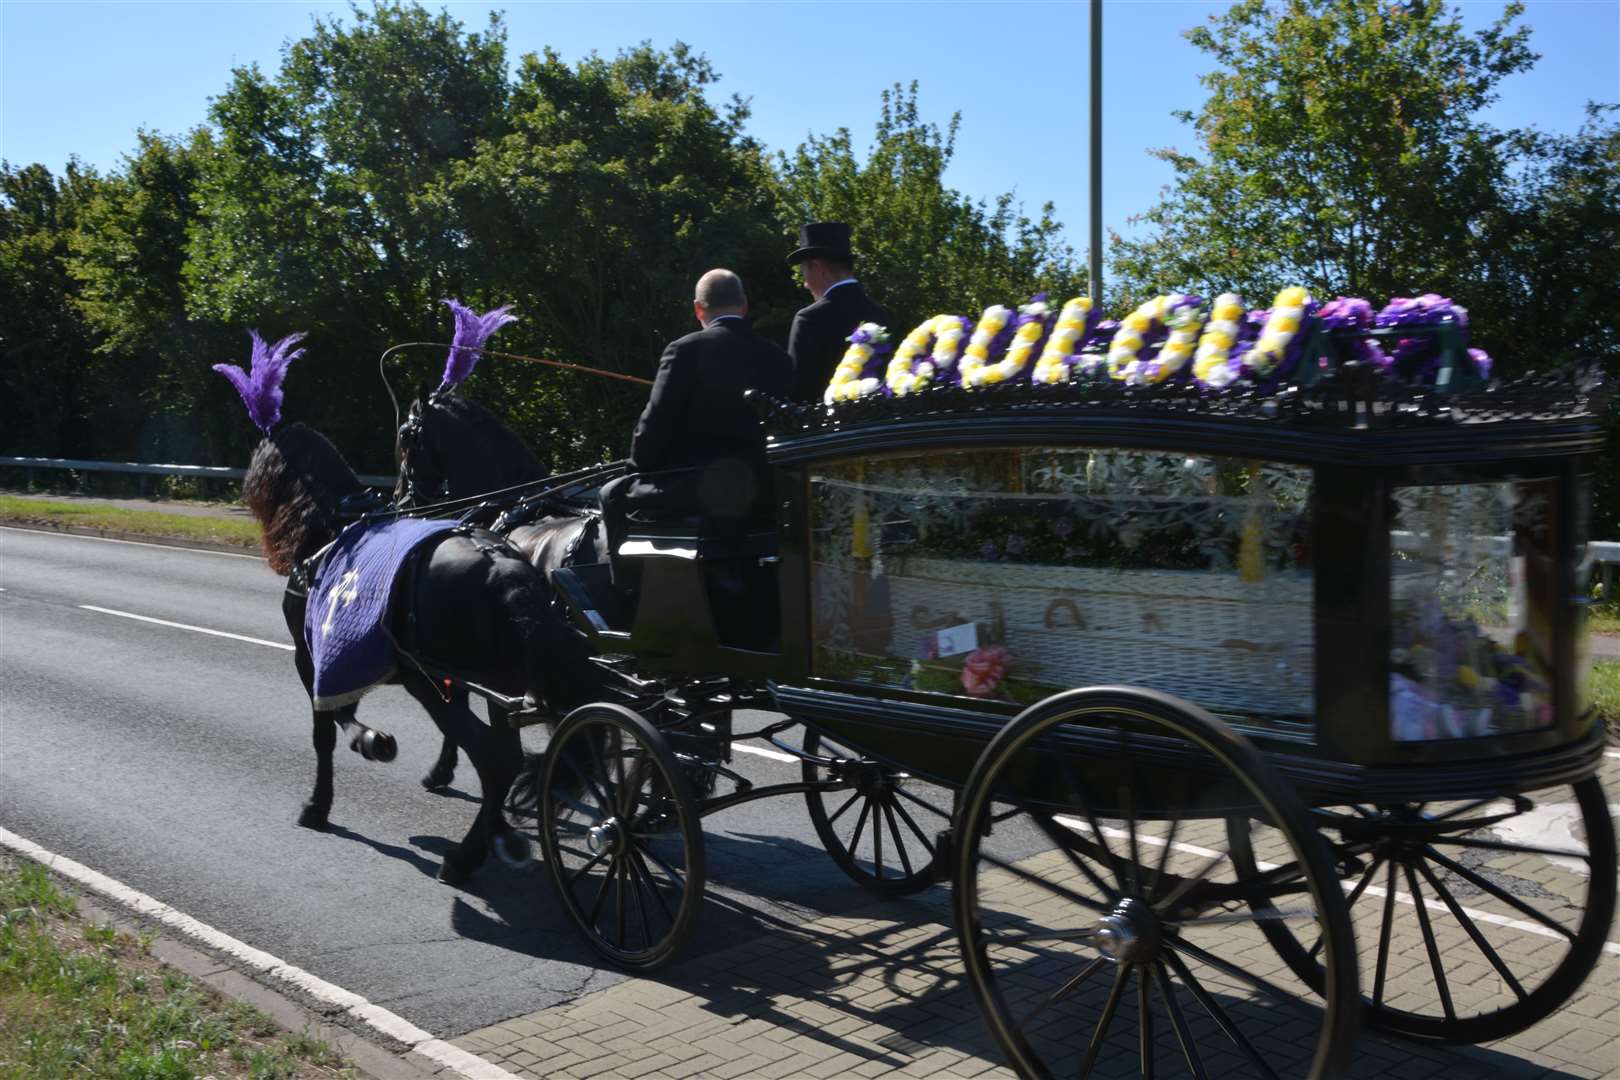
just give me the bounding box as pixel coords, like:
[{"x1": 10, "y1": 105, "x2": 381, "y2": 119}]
[
  {"x1": 954, "y1": 686, "x2": 1358, "y2": 1079},
  {"x1": 802, "y1": 728, "x2": 951, "y2": 895},
  {"x1": 539, "y1": 703, "x2": 705, "y2": 970}
]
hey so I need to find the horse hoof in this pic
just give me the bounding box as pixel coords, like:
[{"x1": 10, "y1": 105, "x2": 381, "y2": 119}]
[
  {"x1": 421, "y1": 767, "x2": 455, "y2": 790},
  {"x1": 493, "y1": 830, "x2": 534, "y2": 869},
  {"x1": 436, "y1": 860, "x2": 472, "y2": 887},
  {"x1": 297, "y1": 804, "x2": 330, "y2": 830},
  {"x1": 351, "y1": 729, "x2": 397, "y2": 763}
]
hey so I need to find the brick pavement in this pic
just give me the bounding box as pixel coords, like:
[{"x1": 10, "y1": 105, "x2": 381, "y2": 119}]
[{"x1": 458, "y1": 754, "x2": 1620, "y2": 1079}]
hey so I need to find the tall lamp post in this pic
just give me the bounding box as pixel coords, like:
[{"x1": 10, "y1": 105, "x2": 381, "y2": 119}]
[{"x1": 1089, "y1": 0, "x2": 1103, "y2": 306}]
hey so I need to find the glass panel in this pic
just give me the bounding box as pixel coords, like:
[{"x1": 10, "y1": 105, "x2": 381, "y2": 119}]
[
  {"x1": 809, "y1": 448, "x2": 1315, "y2": 732},
  {"x1": 1389, "y1": 479, "x2": 1558, "y2": 741},
  {"x1": 1574, "y1": 475, "x2": 1593, "y2": 720}
]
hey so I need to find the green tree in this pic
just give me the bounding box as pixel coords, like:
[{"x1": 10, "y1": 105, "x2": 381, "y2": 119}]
[
  {"x1": 0, "y1": 161, "x2": 102, "y2": 456},
  {"x1": 450, "y1": 41, "x2": 788, "y2": 465},
  {"x1": 775, "y1": 83, "x2": 1085, "y2": 334},
  {"x1": 1111, "y1": 0, "x2": 1536, "y2": 319}
]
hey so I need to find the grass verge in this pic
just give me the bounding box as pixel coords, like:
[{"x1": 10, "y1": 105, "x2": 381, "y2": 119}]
[
  {"x1": 0, "y1": 857, "x2": 352, "y2": 1079},
  {"x1": 0, "y1": 495, "x2": 261, "y2": 549},
  {"x1": 1593, "y1": 660, "x2": 1620, "y2": 743}
]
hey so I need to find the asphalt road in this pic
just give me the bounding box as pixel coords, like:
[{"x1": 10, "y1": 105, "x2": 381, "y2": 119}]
[{"x1": 0, "y1": 525, "x2": 943, "y2": 1038}]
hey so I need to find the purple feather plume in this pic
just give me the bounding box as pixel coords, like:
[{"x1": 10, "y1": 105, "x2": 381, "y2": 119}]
[
  {"x1": 438, "y1": 299, "x2": 518, "y2": 393},
  {"x1": 213, "y1": 330, "x2": 306, "y2": 435}
]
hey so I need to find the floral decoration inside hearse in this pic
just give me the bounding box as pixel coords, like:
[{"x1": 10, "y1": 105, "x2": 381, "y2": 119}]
[{"x1": 787, "y1": 286, "x2": 1603, "y2": 750}]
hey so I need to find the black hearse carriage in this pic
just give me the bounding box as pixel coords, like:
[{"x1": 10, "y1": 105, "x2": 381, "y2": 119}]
[{"x1": 532, "y1": 343, "x2": 1614, "y2": 1079}]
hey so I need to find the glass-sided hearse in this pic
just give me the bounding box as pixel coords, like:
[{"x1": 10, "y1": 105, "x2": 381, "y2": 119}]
[{"x1": 531, "y1": 338, "x2": 1613, "y2": 1079}]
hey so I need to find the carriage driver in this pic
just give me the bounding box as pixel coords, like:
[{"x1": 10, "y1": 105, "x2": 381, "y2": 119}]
[{"x1": 600, "y1": 269, "x2": 792, "y2": 579}]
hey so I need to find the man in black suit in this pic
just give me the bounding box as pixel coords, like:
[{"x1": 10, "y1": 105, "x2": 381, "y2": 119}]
[
  {"x1": 601, "y1": 269, "x2": 791, "y2": 569},
  {"x1": 785, "y1": 222, "x2": 893, "y2": 402}
]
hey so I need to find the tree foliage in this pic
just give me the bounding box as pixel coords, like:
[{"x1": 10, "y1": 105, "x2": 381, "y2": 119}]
[{"x1": 776, "y1": 83, "x2": 1084, "y2": 332}]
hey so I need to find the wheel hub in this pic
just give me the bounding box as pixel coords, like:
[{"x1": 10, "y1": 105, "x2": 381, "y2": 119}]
[
  {"x1": 587, "y1": 818, "x2": 621, "y2": 856},
  {"x1": 1093, "y1": 897, "x2": 1161, "y2": 964}
]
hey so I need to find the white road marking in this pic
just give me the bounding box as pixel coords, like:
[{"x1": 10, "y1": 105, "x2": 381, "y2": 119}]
[
  {"x1": 0, "y1": 826, "x2": 522, "y2": 1080},
  {"x1": 733, "y1": 742, "x2": 798, "y2": 764},
  {"x1": 1054, "y1": 815, "x2": 1620, "y2": 956},
  {"x1": 0, "y1": 523, "x2": 263, "y2": 560},
  {"x1": 80, "y1": 604, "x2": 293, "y2": 651}
]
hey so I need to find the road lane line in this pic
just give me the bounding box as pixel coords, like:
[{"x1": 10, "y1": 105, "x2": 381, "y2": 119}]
[
  {"x1": 1054, "y1": 814, "x2": 1620, "y2": 956},
  {"x1": 80, "y1": 604, "x2": 293, "y2": 651},
  {"x1": 0, "y1": 523, "x2": 263, "y2": 560},
  {"x1": 734, "y1": 743, "x2": 797, "y2": 764},
  {"x1": 0, "y1": 826, "x2": 522, "y2": 1080}
]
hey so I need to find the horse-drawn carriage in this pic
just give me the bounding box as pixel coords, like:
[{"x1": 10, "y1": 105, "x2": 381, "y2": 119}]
[{"x1": 228, "y1": 305, "x2": 1615, "y2": 1079}]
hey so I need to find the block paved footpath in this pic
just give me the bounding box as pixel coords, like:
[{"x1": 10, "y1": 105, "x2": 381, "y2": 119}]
[{"x1": 457, "y1": 752, "x2": 1620, "y2": 1080}]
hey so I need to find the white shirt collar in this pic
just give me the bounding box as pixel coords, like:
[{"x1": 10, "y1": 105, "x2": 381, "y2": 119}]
[{"x1": 823, "y1": 278, "x2": 858, "y2": 297}]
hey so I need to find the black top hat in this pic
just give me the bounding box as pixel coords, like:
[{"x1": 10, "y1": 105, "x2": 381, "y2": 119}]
[{"x1": 787, "y1": 222, "x2": 854, "y2": 265}]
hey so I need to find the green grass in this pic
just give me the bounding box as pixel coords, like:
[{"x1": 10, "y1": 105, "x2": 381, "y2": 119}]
[
  {"x1": 0, "y1": 860, "x2": 351, "y2": 1079},
  {"x1": 1593, "y1": 660, "x2": 1620, "y2": 740},
  {"x1": 0, "y1": 495, "x2": 262, "y2": 549}
]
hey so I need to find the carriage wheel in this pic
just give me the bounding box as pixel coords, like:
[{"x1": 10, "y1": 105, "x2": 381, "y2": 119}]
[
  {"x1": 539, "y1": 703, "x2": 705, "y2": 970},
  {"x1": 1231, "y1": 775, "x2": 1616, "y2": 1044},
  {"x1": 954, "y1": 687, "x2": 1357, "y2": 1080},
  {"x1": 801, "y1": 728, "x2": 950, "y2": 896}
]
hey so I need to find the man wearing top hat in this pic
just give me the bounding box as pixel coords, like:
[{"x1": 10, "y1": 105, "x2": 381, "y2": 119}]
[{"x1": 785, "y1": 222, "x2": 893, "y2": 402}]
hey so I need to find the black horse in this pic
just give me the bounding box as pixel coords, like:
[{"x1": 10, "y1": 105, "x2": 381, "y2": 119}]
[
  {"x1": 243, "y1": 422, "x2": 590, "y2": 884},
  {"x1": 392, "y1": 392, "x2": 609, "y2": 788}
]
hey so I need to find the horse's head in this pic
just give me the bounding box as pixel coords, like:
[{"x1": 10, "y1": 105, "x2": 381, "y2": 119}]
[
  {"x1": 244, "y1": 422, "x2": 364, "y2": 575},
  {"x1": 396, "y1": 390, "x2": 548, "y2": 509},
  {"x1": 395, "y1": 390, "x2": 449, "y2": 509}
]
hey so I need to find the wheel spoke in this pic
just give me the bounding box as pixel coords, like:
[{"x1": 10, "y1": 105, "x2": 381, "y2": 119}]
[
  {"x1": 1154, "y1": 849, "x2": 1230, "y2": 915},
  {"x1": 613, "y1": 848, "x2": 628, "y2": 948},
  {"x1": 888, "y1": 796, "x2": 939, "y2": 857},
  {"x1": 846, "y1": 797, "x2": 873, "y2": 868},
  {"x1": 1430, "y1": 835, "x2": 1591, "y2": 861},
  {"x1": 640, "y1": 843, "x2": 688, "y2": 896},
  {"x1": 1171, "y1": 937, "x2": 1312, "y2": 1009},
  {"x1": 629, "y1": 848, "x2": 653, "y2": 949},
  {"x1": 873, "y1": 791, "x2": 885, "y2": 878},
  {"x1": 1063, "y1": 761, "x2": 1127, "y2": 893},
  {"x1": 981, "y1": 850, "x2": 1109, "y2": 913},
  {"x1": 1118, "y1": 729, "x2": 1141, "y2": 896},
  {"x1": 1155, "y1": 961, "x2": 1209, "y2": 1080},
  {"x1": 1138, "y1": 963, "x2": 1155, "y2": 1080},
  {"x1": 587, "y1": 853, "x2": 618, "y2": 924},
  {"x1": 629, "y1": 848, "x2": 675, "y2": 926},
  {"x1": 1405, "y1": 863, "x2": 1456, "y2": 1021},
  {"x1": 1424, "y1": 846, "x2": 1578, "y2": 940},
  {"x1": 565, "y1": 847, "x2": 610, "y2": 887},
  {"x1": 985, "y1": 927, "x2": 1098, "y2": 949},
  {"x1": 1174, "y1": 907, "x2": 1319, "y2": 927},
  {"x1": 895, "y1": 785, "x2": 953, "y2": 820},
  {"x1": 1079, "y1": 962, "x2": 1131, "y2": 1079},
  {"x1": 824, "y1": 790, "x2": 861, "y2": 827},
  {"x1": 1414, "y1": 858, "x2": 1528, "y2": 1002},
  {"x1": 1309, "y1": 855, "x2": 1383, "y2": 960},
  {"x1": 1373, "y1": 861, "x2": 1398, "y2": 1006},
  {"x1": 1162, "y1": 948, "x2": 1280, "y2": 1080},
  {"x1": 1011, "y1": 955, "x2": 1106, "y2": 1035},
  {"x1": 1145, "y1": 801, "x2": 1184, "y2": 904},
  {"x1": 618, "y1": 753, "x2": 647, "y2": 819},
  {"x1": 1035, "y1": 814, "x2": 1118, "y2": 900},
  {"x1": 881, "y1": 799, "x2": 914, "y2": 878}
]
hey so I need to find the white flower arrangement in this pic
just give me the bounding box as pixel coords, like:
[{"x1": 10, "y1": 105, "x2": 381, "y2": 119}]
[
  {"x1": 1132, "y1": 296, "x2": 1204, "y2": 384},
  {"x1": 824, "y1": 322, "x2": 889, "y2": 404},
  {"x1": 885, "y1": 314, "x2": 966, "y2": 396},
  {"x1": 1032, "y1": 297, "x2": 1093, "y2": 385},
  {"x1": 957, "y1": 305, "x2": 1013, "y2": 387},
  {"x1": 1241, "y1": 286, "x2": 1311, "y2": 380},
  {"x1": 1105, "y1": 295, "x2": 1167, "y2": 380},
  {"x1": 1193, "y1": 293, "x2": 1246, "y2": 389}
]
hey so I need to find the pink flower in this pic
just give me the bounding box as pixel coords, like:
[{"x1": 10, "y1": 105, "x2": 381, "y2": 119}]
[{"x1": 961, "y1": 646, "x2": 1009, "y2": 698}]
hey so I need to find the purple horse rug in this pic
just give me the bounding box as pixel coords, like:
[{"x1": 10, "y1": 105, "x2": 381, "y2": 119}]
[{"x1": 304, "y1": 517, "x2": 460, "y2": 709}]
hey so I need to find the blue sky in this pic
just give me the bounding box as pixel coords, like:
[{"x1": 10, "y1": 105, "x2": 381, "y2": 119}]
[{"x1": 3, "y1": 0, "x2": 1617, "y2": 252}]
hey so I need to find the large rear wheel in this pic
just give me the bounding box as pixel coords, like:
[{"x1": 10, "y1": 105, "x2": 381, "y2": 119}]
[
  {"x1": 1231, "y1": 775, "x2": 1616, "y2": 1044},
  {"x1": 954, "y1": 687, "x2": 1358, "y2": 1079}
]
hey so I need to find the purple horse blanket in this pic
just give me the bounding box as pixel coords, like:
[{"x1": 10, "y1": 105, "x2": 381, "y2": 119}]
[{"x1": 304, "y1": 517, "x2": 460, "y2": 709}]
